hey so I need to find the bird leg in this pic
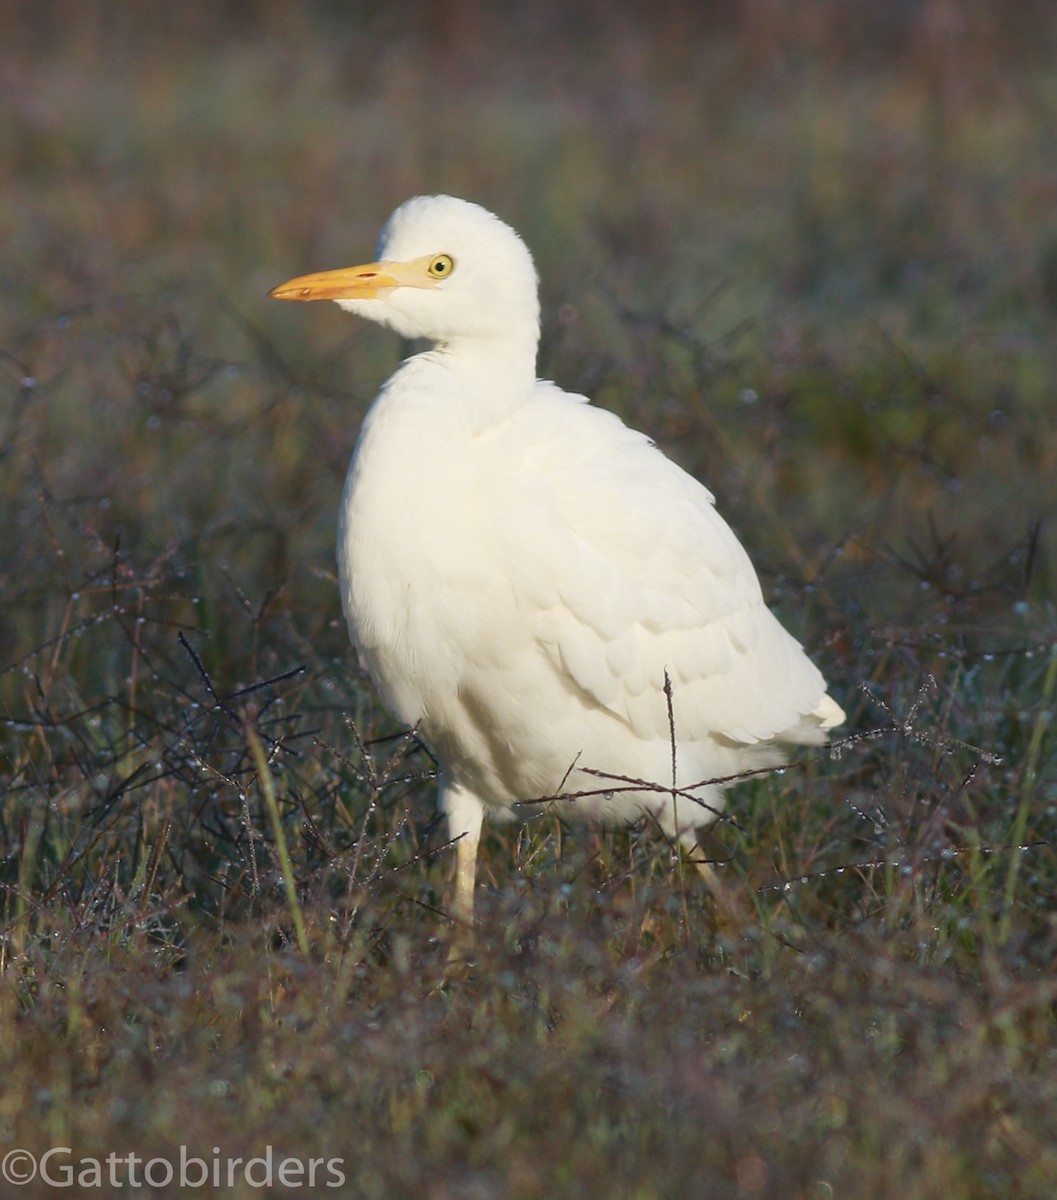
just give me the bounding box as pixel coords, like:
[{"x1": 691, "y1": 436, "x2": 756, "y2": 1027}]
[
  {"x1": 443, "y1": 826, "x2": 480, "y2": 967},
  {"x1": 442, "y1": 785, "x2": 484, "y2": 962},
  {"x1": 452, "y1": 823, "x2": 480, "y2": 929},
  {"x1": 679, "y1": 831, "x2": 752, "y2": 932}
]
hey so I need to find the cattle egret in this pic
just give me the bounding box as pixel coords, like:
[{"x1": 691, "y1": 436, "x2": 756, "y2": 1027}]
[{"x1": 270, "y1": 195, "x2": 844, "y2": 931}]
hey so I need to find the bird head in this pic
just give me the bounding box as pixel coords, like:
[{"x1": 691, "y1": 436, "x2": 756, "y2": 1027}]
[{"x1": 269, "y1": 195, "x2": 541, "y2": 350}]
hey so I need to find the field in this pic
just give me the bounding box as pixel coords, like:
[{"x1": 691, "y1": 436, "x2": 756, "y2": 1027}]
[{"x1": 2, "y1": 3, "x2": 1056, "y2": 1197}]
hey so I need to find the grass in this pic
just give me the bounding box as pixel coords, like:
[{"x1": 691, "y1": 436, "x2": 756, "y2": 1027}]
[{"x1": 2, "y1": 2, "x2": 1056, "y2": 1196}]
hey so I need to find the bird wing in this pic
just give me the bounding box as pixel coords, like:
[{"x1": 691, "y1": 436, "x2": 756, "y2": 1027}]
[{"x1": 495, "y1": 383, "x2": 835, "y2": 748}]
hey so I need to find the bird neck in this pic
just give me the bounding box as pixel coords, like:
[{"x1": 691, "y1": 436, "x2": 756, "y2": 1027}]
[{"x1": 429, "y1": 334, "x2": 538, "y2": 416}]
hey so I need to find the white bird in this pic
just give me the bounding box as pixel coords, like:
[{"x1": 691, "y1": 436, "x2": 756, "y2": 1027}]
[{"x1": 270, "y1": 195, "x2": 844, "y2": 930}]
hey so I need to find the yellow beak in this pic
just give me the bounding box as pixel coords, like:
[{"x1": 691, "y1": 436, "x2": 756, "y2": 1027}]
[
  {"x1": 269, "y1": 257, "x2": 437, "y2": 301},
  {"x1": 268, "y1": 261, "x2": 401, "y2": 301}
]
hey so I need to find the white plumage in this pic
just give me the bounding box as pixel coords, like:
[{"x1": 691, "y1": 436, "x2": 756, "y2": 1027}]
[{"x1": 270, "y1": 195, "x2": 844, "y2": 928}]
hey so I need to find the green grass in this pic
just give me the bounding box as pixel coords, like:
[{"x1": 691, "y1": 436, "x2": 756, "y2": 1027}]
[{"x1": 2, "y1": 3, "x2": 1056, "y2": 1197}]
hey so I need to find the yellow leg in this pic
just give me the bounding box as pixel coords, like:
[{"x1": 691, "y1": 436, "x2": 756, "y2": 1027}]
[
  {"x1": 452, "y1": 821, "x2": 480, "y2": 929},
  {"x1": 442, "y1": 784, "x2": 484, "y2": 962},
  {"x1": 680, "y1": 832, "x2": 751, "y2": 931}
]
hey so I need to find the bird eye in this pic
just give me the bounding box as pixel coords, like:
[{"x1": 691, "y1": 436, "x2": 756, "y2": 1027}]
[{"x1": 428, "y1": 254, "x2": 455, "y2": 279}]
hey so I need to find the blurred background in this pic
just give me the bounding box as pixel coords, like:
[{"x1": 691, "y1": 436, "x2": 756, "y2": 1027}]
[{"x1": 2, "y1": 4, "x2": 1056, "y2": 1193}]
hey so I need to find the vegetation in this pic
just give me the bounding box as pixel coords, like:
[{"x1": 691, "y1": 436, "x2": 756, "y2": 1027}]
[{"x1": 2, "y1": 3, "x2": 1055, "y2": 1196}]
